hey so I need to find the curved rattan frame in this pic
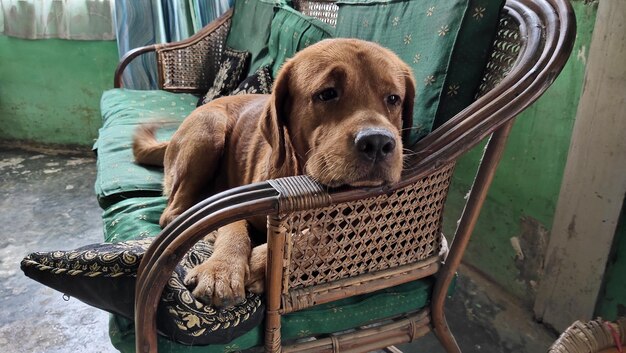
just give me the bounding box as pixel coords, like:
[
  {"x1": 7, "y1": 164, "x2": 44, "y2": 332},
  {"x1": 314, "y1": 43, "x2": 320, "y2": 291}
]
[
  {"x1": 114, "y1": 9, "x2": 233, "y2": 92},
  {"x1": 117, "y1": 0, "x2": 577, "y2": 351}
]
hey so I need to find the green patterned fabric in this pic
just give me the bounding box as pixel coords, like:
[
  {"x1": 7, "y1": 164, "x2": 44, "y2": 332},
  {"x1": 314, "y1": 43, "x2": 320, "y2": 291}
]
[
  {"x1": 95, "y1": 89, "x2": 197, "y2": 209},
  {"x1": 225, "y1": 0, "x2": 279, "y2": 76},
  {"x1": 433, "y1": 0, "x2": 503, "y2": 128},
  {"x1": 266, "y1": 5, "x2": 335, "y2": 77},
  {"x1": 335, "y1": 0, "x2": 504, "y2": 145},
  {"x1": 102, "y1": 196, "x2": 167, "y2": 243}
]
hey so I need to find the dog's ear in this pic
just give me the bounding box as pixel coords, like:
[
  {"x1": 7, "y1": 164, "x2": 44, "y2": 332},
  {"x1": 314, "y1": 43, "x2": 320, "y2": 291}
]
[
  {"x1": 260, "y1": 61, "x2": 298, "y2": 176},
  {"x1": 401, "y1": 66, "x2": 416, "y2": 142}
]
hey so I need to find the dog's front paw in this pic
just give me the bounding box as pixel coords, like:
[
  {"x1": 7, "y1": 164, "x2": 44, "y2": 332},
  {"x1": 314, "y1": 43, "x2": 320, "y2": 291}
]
[
  {"x1": 184, "y1": 256, "x2": 249, "y2": 308},
  {"x1": 159, "y1": 207, "x2": 179, "y2": 228},
  {"x1": 245, "y1": 244, "x2": 267, "y2": 294}
]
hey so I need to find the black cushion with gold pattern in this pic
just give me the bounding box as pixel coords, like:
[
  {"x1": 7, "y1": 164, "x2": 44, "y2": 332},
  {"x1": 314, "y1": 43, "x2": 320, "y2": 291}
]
[
  {"x1": 21, "y1": 236, "x2": 264, "y2": 345},
  {"x1": 197, "y1": 47, "x2": 251, "y2": 107}
]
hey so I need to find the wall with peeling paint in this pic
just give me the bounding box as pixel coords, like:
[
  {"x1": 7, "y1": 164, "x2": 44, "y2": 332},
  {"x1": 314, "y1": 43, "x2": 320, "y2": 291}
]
[
  {"x1": 442, "y1": 0, "x2": 599, "y2": 304},
  {"x1": 0, "y1": 36, "x2": 118, "y2": 147}
]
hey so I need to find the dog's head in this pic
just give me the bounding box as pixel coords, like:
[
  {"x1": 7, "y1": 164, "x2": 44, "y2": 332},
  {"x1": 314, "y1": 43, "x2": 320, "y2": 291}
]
[{"x1": 261, "y1": 38, "x2": 416, "y2": 187}]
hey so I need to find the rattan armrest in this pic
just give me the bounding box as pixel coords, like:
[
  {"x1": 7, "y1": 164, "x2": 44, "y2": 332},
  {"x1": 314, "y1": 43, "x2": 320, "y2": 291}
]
[{"x1": 113, "y1": 9, "x2": 233, "y2": 92}]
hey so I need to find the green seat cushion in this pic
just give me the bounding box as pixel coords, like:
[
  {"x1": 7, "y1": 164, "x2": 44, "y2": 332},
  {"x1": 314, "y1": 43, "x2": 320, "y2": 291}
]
[
  {"x1": 335, "y1": 0, "x2": 504, "y2": 145},
  {"x1": 266, "y1": 5, "x2": 335, "y2": 78},
  {"x1": 102, "y1": 196, "x2": 167, "y2": 243},
  {"x1": 99, "y1": 89, "x2": 197, "y2": 129},
  {"x1": 95, "y1": 89, "x2": 197, "y2": 209},
  {"x1": 102, "y1": 197, "x2": 434, "y2": 352}
]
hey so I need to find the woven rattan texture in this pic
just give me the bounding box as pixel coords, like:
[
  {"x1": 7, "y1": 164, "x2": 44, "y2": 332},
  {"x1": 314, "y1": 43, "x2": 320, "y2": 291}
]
[
  {"x1": 548, "y1": 318, "x2": 626, "y2": 353},
  {"x1": 476, "y1": 12, "x2": 521, "y2": 98},
  {"x1": 282, "y1": 163, "x2": 455, "y2": 290},
  {"x1": 293, "y1": 0, "x2": 339, "y2": 27},
  {"x1": 158, "y1": 18, "x2": 231, "y2": 92}
]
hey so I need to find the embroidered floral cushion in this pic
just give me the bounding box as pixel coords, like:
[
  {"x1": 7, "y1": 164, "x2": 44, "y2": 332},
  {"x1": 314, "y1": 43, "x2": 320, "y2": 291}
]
[
  {"x1": 197, "y1": 47, "x2": 251, "y2": 107},
  {"x1": 231, "y1": 65, "x2": 274, "y2": 96},
  {"x1": 334, "y1": 0, "x2": 504, "y2": 144},
  {"x1": 95, "y1": 89, "x2": 197, "y2": 209}
]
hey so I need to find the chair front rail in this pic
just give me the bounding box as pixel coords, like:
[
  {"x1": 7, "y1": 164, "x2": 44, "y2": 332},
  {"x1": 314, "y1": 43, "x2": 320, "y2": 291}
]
[
  {"x1": 282, "y1": 309, "x2": 431, "y2": 353},
  {"x1": 281, "y1": 255, "x2": 443, "y2": 314}
]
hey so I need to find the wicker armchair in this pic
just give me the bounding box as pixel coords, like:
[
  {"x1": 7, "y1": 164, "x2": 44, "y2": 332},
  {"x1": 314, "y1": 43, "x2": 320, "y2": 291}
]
[{"x1": 114, "y1": 0, "x2": 576, "y2": 352}]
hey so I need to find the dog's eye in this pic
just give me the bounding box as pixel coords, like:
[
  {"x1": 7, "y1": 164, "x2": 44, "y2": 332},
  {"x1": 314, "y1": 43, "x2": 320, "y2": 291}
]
[
  {"x1": 386, "y1": 94, "x2": 401, "y2": 105},
  {"x1": 317, "y1": 88, "x2": 338, "y2": 102}
]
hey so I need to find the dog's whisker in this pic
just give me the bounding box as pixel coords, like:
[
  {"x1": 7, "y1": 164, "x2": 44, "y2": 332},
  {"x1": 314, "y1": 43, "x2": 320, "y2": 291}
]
[{"x1": 399, "y1": 126, "x2": 427, "y2": 132}]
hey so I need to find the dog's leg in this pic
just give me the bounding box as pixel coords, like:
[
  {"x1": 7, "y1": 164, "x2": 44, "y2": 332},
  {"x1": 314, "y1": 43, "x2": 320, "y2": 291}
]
[
  {"x1": 184, "y1": 220, "x2": 251, "y2": 307},
  {"x1": 246, "y1": 244, "x2": 267, "y2": 294},
  {"x1": 160, "y1": 111, "x2": 228, "y2": 227}
]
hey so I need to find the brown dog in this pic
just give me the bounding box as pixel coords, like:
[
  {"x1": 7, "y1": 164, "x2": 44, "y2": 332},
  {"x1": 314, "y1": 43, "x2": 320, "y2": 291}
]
[{"x1": 133, "y1": 38, "x2": 416, "y2": 307}]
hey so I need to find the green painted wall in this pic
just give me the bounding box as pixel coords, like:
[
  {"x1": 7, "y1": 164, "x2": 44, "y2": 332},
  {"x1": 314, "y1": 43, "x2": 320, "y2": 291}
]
[
  {"x1": 0, "y1": 36, "x2": 118, "y2": 147},
  {"x1": 442, "y1": 1, "x2": 598, "y2": 303}
]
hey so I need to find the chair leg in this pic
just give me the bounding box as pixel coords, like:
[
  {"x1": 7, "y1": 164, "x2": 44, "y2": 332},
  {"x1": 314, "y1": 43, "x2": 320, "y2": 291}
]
[
  {"x1": 265, "y1": 324, "x2": 281, "y2": 353},
  {"x1": 431, "y1": 122, "x2": 516, "y2": 353},
  {"x1": 431, "y1": 309, "x2": 461, "y2": 353},
  {"x1": 383, "y1": 346, "x2": 405, "y2": 353}
]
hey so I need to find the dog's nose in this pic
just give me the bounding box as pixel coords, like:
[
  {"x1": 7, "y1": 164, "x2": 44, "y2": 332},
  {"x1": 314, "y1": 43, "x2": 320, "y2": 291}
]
[{"x1": 354, "y1": 129, "x2": 396, "y2": 161}]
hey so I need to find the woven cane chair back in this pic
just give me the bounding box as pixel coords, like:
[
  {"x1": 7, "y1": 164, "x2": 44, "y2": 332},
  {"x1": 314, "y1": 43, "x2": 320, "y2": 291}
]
[
  {"x1": 548, "y1": 318, "x2": 626, "y2": 353},
  {"x1": 292, "y1": 0, "x2": 338, "y2": 26},
  {"x1": 276, "y1": 164, "x2": 454, "y2": 294},
  {"x1": 156, "y1": 14, "x2": 232, "y2": 92},
  {"x1": 476, "y1": 12, "x2": 523, "y2": 97}
]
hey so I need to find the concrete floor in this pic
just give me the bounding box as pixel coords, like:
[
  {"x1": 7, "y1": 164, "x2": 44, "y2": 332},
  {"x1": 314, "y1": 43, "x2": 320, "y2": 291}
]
[{"x1": 0, "y1": 147, "x2": 558, "y2": 353}]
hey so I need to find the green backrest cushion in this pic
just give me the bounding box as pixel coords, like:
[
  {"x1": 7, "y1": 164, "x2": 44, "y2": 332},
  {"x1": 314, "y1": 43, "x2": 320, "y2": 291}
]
[
  {"x1": 335, "y1": 0, "x2": 504, "y2": 145},
  {"x1": 225, "y1": 0, "x2": 335, "y2": 78},
  {"x1": 225, "y1": 0, "x2": 279, "y2": 75},
  {"x1": 266, "y1": 5, "x2": 335, "y2": 77}
]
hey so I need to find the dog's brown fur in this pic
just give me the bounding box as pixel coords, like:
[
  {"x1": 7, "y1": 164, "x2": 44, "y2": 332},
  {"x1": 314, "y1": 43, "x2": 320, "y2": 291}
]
[{"x1": 133, "y1": 38, "x2": 416, "y2": 307}]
